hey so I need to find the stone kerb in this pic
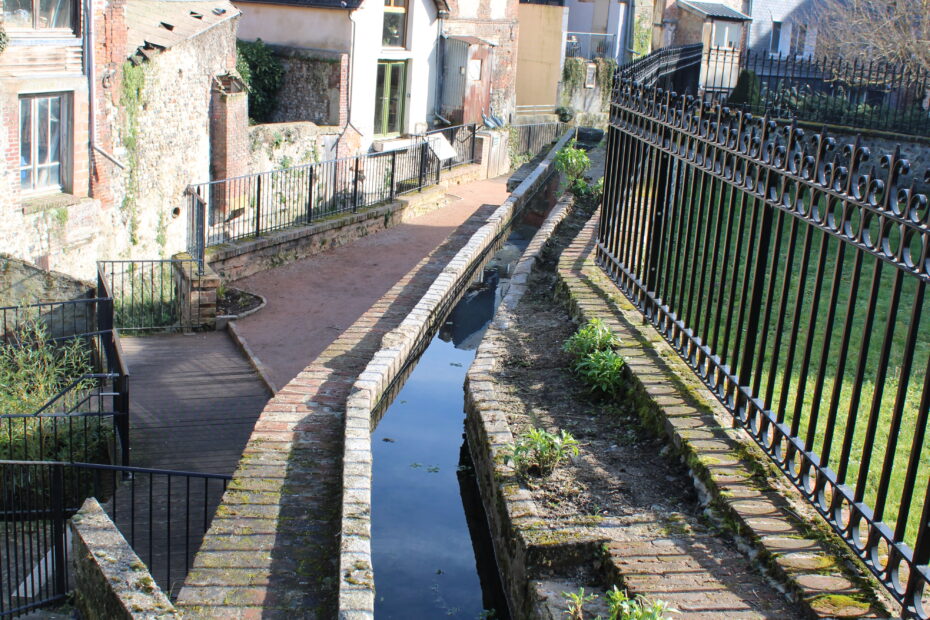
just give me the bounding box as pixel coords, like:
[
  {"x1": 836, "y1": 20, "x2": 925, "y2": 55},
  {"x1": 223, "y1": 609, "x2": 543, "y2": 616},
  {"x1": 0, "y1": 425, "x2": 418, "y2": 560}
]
[
  {"x1": 336, "y1": 130, "x2": 575, "y2": 619},
  {"x1": 70, "y1": 498, "x2": 180, "y2": 619}
]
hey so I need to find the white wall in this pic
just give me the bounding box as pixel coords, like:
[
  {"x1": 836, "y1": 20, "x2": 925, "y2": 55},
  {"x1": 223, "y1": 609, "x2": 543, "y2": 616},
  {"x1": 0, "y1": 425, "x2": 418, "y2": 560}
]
[
  {"x1": 349, "y1": 0, "x2": 439, "y2": 149},
  {"x1": 235, "y1": 3, "x2": 352, "y2": 50}
]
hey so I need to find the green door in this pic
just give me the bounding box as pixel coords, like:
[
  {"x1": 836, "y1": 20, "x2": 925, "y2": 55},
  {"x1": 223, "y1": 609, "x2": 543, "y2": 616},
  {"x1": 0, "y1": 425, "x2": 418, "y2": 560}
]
[{"x1": 375, "y1": 60, "x2": 406, "y2": 136}]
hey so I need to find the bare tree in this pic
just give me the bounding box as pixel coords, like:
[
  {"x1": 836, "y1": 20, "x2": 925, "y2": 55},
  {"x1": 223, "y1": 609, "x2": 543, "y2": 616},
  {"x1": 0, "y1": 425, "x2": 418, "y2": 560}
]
[{"x1": 815, "y1": 0, "x2": 930, "y2": 74}]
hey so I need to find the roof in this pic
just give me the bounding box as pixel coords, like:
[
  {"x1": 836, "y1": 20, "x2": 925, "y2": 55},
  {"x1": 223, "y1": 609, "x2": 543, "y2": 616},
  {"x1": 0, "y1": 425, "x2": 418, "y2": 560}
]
[
  {"x1": 126, "y1": 0, "x2": 241, "y2": 60},
  {"x1": 233, "y1": 0, "x2": 449, "y2": 14},
  {"x1": 447, "y1": 35, "x2": 495, "y2": 46},
  {"x1": 677, "y1": 1, "x2": 751, "y2": 20}
]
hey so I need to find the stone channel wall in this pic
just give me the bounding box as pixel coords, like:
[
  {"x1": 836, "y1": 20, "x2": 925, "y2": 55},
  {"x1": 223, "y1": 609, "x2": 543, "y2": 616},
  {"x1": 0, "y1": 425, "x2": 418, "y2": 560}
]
[
  {"x1": 70, "y1": 498, "x2": 179, "y2": 619},
  {"x1": 336, "y1": 129, "x2": 575, "y2": 619}
]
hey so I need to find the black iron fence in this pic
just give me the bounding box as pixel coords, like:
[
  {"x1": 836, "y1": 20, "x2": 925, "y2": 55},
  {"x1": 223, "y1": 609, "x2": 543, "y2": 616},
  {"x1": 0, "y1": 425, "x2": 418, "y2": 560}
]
[
  {"x1": 616, "y1": 43, "x2": 703, "y2": 93},
  {"x1": 510, "y1": 122, "x2": 566, "y2": 162},
  {"x1": 0, "y1": 460, "x2": 230, "y2": 617},
  {"x1": 702, "y1": 48, "x2": 930, "y2": 137},
  {"x1": 565, "y1": 32, "x2": 616, "y2": 61},
  {"x1": 600, "y1": 82, "x2": 930, "y2": 616},
  {"x1": 0, "y1": 297, "x2": 129, "y2": 467},
  {"x1": 186, "y1": 128, "x2": 485, "y2": 264},
  {"x1": 97, "y1": 259, "x2": 202, "y2": 332},
  {"x1": 424, "y1": 124, "x2": 478, "y2": 171}
]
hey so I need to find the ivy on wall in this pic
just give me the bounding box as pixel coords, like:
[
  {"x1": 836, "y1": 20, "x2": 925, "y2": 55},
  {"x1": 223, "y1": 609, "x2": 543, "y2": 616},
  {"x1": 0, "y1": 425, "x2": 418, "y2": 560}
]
[
  {"x1": 561, "y1": 56, "x2": 617, "y2": 113},
  {"x1": 0, "y1": 22, "x2": 8, "y2": 55},
  {"x1": 121, "y1": 61, "x2": 145, "y2": 245},
  {"x1": 596, "y1": 57, "x2": 618, "y2": 108},
  {"x1": 236, "y1": 38, "x2": 284, "y2": 123}
]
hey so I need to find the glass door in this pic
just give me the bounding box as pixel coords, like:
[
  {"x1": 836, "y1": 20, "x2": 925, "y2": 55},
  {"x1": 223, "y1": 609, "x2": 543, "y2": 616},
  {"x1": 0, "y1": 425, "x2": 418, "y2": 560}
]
[{"x1": 375, "y1": 60, "x2": 406, "y2": 136}]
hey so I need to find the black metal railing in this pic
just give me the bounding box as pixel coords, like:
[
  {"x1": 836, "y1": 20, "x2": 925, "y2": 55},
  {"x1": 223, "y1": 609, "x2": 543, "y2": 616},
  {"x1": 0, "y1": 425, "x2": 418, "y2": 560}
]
[
  {"x1": 0, "y1": 297, "x2": 130, "y2": 467},
  {"x1": 0, "y1": 461, "x2": 231, "y2": 617},
  {"x1": 565, "y1": 32, "x2": 616, "y2": 60},
  {"x1": 616, "y1": 43, "x2": 703, "y2": 93},
  {"x1": 510, "y1": 122, "x2": 566, "y2": 163},
  {"x1": 599, "y1": 82, "x2": 930, "y2": 616},
  {"x1": 424, "y1": 124, "x2": 478, "y2": 171},
  {"x1": 97, "y1": 260, "x2": 202, "y2": 333},
  {"x1": 186, "y1": 135, "x2": 454, "y2": 264},
  {"x1": 702, "y1": 48, "x2": 930, "y2": 137}
]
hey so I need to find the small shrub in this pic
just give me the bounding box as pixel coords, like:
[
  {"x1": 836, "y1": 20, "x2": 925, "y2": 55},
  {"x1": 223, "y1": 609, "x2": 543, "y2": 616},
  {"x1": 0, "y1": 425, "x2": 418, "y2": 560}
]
[
  {"x1": 574, "y1": 349, "x2": 626, "y2": 397},
  {"x1": 556, "y1": 106, "x2": 575, "y2": 123},
  {"x1": 563, "y1": 587, "x2": 598, "y2": 619},
  {"x1": 728, "y1": 70, "x2": 761, "y2": 108},
  {"x1": 563, "y1": 318, "x2": 618, "y2": 358},
  {"x1": 236, "y1": 38, "x2": 284, "y2": 123},
  {"x1": 605, "y1": 586, "x2": 677, "y2": 619},
  {"x1": 555, "y1": 140, "x2": 591, "y2": 193},
  {"x1": 505, "y1": 428, "x2": 579, "y2": 477}
]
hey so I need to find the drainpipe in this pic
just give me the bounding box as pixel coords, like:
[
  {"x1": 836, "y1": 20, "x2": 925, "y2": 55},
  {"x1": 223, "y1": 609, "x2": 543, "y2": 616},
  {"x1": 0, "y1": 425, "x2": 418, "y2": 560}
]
[
  {"x1": 337, "y1": 9, "x2": 364, "y2": 155},
  {"x1": 433, "y1": 17, "x2": 450, "y2": 126},
  {"x1": 623, "y1": 0, "x2": 636, "y2": 62},
  {"x1": 86, "y1": 0, "x2": 126, "y2": 174}
]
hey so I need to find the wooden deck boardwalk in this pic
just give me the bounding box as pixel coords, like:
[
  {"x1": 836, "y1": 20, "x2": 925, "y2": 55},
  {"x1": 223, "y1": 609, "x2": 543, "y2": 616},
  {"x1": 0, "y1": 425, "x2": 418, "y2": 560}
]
[{"x1": 104, "y1": 332, "x2": 270, "y2": 597}]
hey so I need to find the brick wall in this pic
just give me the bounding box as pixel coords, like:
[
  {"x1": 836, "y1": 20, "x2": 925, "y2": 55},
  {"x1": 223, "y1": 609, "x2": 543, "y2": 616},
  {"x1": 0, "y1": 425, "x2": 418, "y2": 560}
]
[
  {"x1": 444, "y1": 0, "x2": 520, "y2": 123},
  {"x1": 271, "y1": 46, "x2": 347, "y2": 126}
]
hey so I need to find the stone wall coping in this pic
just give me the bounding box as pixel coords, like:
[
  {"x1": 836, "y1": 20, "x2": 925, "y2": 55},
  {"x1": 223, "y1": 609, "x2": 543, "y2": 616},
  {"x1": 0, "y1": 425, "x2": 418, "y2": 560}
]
[
  {"x1": 336, "y1": 130, "x2": 575, "y2": 618},
  {"x1": 553, "y1": 212, "x2": 891, "y2": 617},
  {"x1": 70, "y1": 498, "x2": 179, "y2": 619}
]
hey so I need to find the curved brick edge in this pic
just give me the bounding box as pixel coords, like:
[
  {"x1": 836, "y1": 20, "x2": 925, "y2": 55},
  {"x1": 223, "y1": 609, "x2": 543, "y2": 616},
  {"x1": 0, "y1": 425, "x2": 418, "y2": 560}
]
[
  {"x1": 463, "y1": 194, "x2": 592, "y2": 620},
  {"x1": 554, "y1": 210, "x2": 893, "y2": 618},
  {"x1": 336, "y1": 131, "x2": 576, "y2": 620},
  {"x1": 71, "y1": 498, "x2": 179, "y2": 619},
  {"x1": 226, "y1": 321, "x2": 279, "y2": 395}
]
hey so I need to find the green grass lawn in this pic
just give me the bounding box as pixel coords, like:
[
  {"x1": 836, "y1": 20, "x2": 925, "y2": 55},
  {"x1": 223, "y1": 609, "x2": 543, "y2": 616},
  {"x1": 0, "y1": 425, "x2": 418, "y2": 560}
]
[{"x1": 623, "y1": 162, "x2": 930, "y2": 548}]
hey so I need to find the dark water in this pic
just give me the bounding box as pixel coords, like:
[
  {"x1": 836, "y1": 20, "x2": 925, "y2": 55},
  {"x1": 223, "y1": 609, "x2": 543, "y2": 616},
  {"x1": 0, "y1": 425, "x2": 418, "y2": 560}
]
[{"x1": 371, "y1": 193, "x2": 554, "y2": 619}]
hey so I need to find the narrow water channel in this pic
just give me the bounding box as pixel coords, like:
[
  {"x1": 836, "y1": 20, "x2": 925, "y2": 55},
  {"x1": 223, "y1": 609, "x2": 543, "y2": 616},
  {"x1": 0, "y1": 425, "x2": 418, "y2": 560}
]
[{"x1": 371, "y1": 189, "x2": 556, "y2": 619}]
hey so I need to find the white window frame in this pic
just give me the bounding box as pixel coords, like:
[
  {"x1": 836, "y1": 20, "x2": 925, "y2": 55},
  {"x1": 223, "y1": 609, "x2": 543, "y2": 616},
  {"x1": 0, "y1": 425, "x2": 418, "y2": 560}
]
[{"x1": 19, "y1": 93, "x2": 71, "y2": 195}]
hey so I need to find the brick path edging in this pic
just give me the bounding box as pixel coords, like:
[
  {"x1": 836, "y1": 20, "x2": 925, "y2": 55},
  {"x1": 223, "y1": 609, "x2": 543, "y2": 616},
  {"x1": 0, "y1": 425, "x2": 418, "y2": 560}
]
[
  {"x1": 336, "y1": 131, "x2": 576, "y2": 620},
  {"x1": 555, "y1": 211, "x2": 891, "y2": 618}
]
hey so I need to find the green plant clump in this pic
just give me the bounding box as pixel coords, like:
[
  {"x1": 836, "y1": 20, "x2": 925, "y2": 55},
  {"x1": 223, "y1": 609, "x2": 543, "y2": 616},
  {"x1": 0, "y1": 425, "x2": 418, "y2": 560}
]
[
  {"x1": 555, "y1": 139, "x2": 591, "y2": 194},
  {"x1": 0, "y1": 21, "x2": 9, "y2": 55},
  {"x1": 121, "y1": 61, "x2": 146, "y2": 244},
  {"x1": 563, "y1": 317, "x2": 619, "y2": 357},
  {"x1": 0, "y1": 314, "x2": 103, "y2": 461},
  {"x1": 564, "y1": 319, "x2": 625, "y2": 397},
  {"x1": 728, "y1": 69, "x2": 761, "y2": 108},
  {"x1": 236, "y1": 38, "x2": 284, "y2": 123},
  {"x1": 505, "y1": 428, "x2": 579, "y2": 477},
  {"x1": 561, "y1": 586, "x2": 677, "y2": 620}
]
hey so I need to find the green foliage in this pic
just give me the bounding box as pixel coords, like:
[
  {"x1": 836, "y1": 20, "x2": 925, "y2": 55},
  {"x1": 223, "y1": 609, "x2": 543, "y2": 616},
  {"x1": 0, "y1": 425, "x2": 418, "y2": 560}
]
[
  {"x1": 507, "y1": 126, "x2": 533, "y2": 170},
  {"x1": 0, "y1": 21, "x2": 8, "y2": 55},
  {"x1": 236, "y1": 38, "x2": 284, "y2": 123},
  {"x1": 563, "y1": 587, "x2": 598, "y2": 619},
  {"x1": 555, "y1": 140, "x2": 592, "y2": 191},
  {"x1": 563, "y1": 57, "x2": 587, "y2": 91},
  {"x1": 574, "y1": 349, "x2": 626, "y2": 396},
  {"x1": 121, "y1": 61, "x2": 146, "y2": 244},
  {"x1": 596, "y1": 57, "x2": 618, "y2": 109},
  {"x1": 728, "y1": 70, "x2": 761, "y2": 108},
  {"x1": 505, "y1": 428, "x2": 579, "y2": 477},
  {"x1": 632, "y1": 16, "x2": 651, "y2": 58},
  {"x1": 564, "y1": 319, "x2": 625, "y2": 397},
  {"x1": 0, "y1": 314, "x2": 105, "y2": 462},
  {"x1": 556, "y1": 106, "x2": 576, "y2": 123},
  {"x1": 563, "y1": 318, "x2": 618, "y2": 357},
  {"x1": 604, "y1": 587, "x2": 677, "y2": 620}
]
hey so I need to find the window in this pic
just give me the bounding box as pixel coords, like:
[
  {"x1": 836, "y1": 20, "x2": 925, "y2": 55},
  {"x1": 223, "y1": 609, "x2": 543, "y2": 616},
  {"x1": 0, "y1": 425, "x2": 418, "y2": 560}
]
[
  {"x1": 790, "y1": 23, "x2": 807, "y2": 57},
  {"x1": 20, "y1": 94, "x2": 68, "y2": 193},
  {"x1": 769, "y1": 21, "x2": 781, "y2": 54},
  {"x1": 3, "y1": 0, "x2": 76, "y2": 31},
  {"x1": 375, "y1": 60, "x2": 406, "y2": 135},
  {"x1": 712, "y1": 21, "x2": 740, "y2": 49},
  {"x1": 382, "y1": 0, "x2": 407, "y2": 47}
]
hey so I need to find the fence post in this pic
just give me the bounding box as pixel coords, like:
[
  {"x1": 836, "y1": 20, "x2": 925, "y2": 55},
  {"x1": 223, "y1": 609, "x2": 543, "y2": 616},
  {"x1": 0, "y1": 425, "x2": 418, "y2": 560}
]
[
  {"x1": 470, "y1": 124, "x2": 477, "y2": 164},
  {"x1": 307, "y1": 165, "x2": 315, "y2": 224},
  {"x1": 51, "y1": 464, "x2": 67, "y2": 596},
  {"x1": 390, "y1": 150, "x2": 397, "y2": 201},
  {"x1": 115, "y1": 370, "x2": 130, "y2": 467},
  {"x1": 254, "y1": 175, "x2": 263, "y2": 239},
  {"x1": 353, "y1": 157, "x2": 361, "y2": 212},
  {"x1": 644, "y1": 150, "x2": 670, "y2": 307},
  {"x1": 418, "y1": 141, "x2": 427, "y2": 191}
]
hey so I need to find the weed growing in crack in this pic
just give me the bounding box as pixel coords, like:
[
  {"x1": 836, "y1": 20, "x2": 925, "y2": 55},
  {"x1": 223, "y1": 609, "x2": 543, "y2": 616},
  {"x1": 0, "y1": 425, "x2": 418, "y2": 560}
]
[
  {"x1": 604, "y1": 586, "x2": 677, "y2": 619},
  {"x1": 563, "y1": 587, "x2": 598, "y2": 619},
  {"x1": 505, "y1": 428, "x2": 579, "y2": 477},
  {"x1": 564, "y1": 319, "x2": 625, "y2": 397},
  {"x1": 562, "y1": 318, "x2": 618, "y2": 358}
]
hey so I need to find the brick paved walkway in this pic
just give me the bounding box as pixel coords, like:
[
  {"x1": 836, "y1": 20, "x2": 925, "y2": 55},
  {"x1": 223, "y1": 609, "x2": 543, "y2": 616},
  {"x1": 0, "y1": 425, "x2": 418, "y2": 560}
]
[
  {"x1": 176, "y1": 199, "x2": 504, "y2": 619},
  {"x1": 556, "y1": 212, "x2": 886, "y2": 617}
]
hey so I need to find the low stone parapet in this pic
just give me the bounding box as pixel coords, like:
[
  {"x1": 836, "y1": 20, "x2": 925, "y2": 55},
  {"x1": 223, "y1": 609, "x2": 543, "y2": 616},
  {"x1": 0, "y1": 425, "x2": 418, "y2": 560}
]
[{"x1": 70, "y1": 498, "x2": 179, "y2": 619}]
